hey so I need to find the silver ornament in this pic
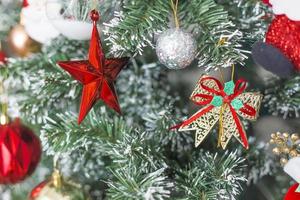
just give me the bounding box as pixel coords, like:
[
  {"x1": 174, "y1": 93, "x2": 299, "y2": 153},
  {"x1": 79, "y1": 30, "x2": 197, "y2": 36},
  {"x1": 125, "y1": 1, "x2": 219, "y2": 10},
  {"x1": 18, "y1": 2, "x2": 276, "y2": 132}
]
[{"x1": 156, "y1": 28, "x2": 197, "y2": 70}]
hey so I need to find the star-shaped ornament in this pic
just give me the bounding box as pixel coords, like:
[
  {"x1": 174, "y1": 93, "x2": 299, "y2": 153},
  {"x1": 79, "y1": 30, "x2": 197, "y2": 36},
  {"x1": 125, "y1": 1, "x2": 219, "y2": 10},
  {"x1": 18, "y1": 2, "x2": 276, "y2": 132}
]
[{"x1": 57, "y1": 10, "x2": 129, "y2": 124}]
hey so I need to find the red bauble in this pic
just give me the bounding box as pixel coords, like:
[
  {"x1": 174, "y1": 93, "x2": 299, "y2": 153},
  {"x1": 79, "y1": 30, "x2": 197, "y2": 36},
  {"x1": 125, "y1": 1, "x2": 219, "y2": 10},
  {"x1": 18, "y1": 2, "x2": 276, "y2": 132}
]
[
  {"x1": 0, "y1": 51, "x2": 6, "y2": 65},
  {"x1": 57, "y1": 10, "x2": 129, "y2": 124},
  {"x1": 266, "y1": 15, "x2": 300, "y2": 71},
  {"x1": 285, "y1": 184, "x2": 300, "y2": 200},
  {"x1": 0, "y1": 119, "x2": 41, "y2": 184}
]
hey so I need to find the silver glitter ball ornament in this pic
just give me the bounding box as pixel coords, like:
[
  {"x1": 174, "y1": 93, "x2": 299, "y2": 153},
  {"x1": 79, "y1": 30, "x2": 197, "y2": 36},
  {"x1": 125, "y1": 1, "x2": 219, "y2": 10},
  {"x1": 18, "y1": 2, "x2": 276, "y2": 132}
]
[{"x1": 156, "y1": 28, "x2": 197, "y2": 70}]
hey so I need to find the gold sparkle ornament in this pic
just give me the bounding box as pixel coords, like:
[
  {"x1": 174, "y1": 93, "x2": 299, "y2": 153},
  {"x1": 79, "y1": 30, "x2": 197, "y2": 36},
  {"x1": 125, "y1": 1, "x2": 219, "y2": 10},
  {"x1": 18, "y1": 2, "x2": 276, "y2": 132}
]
[
  {"x1": 280, "y1": 158, "x2": 288, "y2": 165},
  {"x1": 291, "y1": 134, "x2": 299, "y2": 141},
  {"x1": 273, "y1": 147, "x2": 280, "y2": 155},
  {"x1": 283, "y1": 132, "x2": 289, "y2": 138},
  {"x1": 269, "y1": 132, "x2": 300, "y2": 166},
  {"x1": 271, "y1": 133, "x2": 276, "y2": 139},
  {"x1": 290, "y1": 150, "x2": 299, "y2": 157}
]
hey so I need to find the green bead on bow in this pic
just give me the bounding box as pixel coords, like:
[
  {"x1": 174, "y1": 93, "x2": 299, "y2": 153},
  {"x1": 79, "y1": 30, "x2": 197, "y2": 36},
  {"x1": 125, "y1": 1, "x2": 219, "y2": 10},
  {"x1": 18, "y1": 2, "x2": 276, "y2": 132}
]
[{"x1": 210, "y1": 81, "x2": 244, "y2": 110}]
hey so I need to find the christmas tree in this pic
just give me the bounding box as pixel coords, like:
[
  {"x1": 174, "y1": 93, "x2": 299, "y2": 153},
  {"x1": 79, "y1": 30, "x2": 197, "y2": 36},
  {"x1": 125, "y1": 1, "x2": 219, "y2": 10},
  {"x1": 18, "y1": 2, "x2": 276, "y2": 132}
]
[{"x1": 0, "y1": 0, "x2": 299, "y2": 199}]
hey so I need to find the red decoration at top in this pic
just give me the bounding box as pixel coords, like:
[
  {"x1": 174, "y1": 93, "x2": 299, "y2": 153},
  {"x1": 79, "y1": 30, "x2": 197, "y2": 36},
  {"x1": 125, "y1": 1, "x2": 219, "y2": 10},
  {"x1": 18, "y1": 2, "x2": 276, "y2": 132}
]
[
  {"x1": 285, "y1": 184, "x2": 300, "y2": 200},
  {"x1": 90, "y1": 9, "x2": 100, "y2": 21},
  {"x1": 266, "y1": 15, "x2": 300, "y2": 71},
  {"x1": 0, "y1": 119, "x2": 41, "y2": 184},
  {"x1": 57, "y1": 10, "x2": 129, "y2": 124}
]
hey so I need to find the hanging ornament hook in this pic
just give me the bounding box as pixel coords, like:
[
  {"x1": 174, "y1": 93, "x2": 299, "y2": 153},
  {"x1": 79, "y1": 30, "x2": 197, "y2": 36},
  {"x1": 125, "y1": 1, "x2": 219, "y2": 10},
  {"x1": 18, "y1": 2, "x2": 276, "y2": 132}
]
[
  {"x1": 90, "y1": 9, "x2": 100, "y2": 24},
  {"x1": 0, "y1": 66, "x2": 9, "y2": 125},
  {"x1": 231, "y1": 64, "x2": 235, "y2": 81},
  {"x1": 52, "y1": 153, "x2": 62, "y2": 188},
  {"x1": 170, "y1": 0, "x2": 180, "y2": 29}
]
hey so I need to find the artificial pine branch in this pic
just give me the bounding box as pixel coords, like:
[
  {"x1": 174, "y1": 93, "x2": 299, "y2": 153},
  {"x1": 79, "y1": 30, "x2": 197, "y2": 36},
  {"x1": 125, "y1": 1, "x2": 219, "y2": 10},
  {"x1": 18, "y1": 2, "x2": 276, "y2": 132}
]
[
  {"x1": 41, "y1": 111, "x2": 129, "y2": 154},
  {"x1": 4, "y1": 37, "x2": 87, "y2": 123},
  {"x1": 176, "y1": 151, "x2": 247, "y2": 200},
  {"x1": 218, "y1": 0, "x2": 271, "y2": 40},
  {"x1": 107, "y1": 166, "x2": 174, "y2": 200},
  {"x1": 0, "y1": 0, "x2": 296, "y2": 199},
  {"x1": 104, "y1": 0, "x2": 170, "y2": 55},
  {"x1": 181, "y1": 0, "x2": 248, "y2": 71},
  {"x1": 264, "y1": 75, "x2": 300, "y2": 119},
  {"x1": 0, "y1": 3, "x2": 20, "y2": 39}
]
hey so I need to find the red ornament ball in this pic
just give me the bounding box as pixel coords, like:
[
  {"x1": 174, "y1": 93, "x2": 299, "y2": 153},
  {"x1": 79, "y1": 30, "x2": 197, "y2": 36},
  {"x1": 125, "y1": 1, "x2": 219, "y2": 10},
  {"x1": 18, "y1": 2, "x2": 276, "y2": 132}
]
[
  {"x1": 285, "y1": 184, "x2": 300, "y2": 200},
  {"x1": 0, "y1": 119, "x2": 41, "y2": 184},
  {"x1": 0, "y1": 51, "x2": 6, "y2": 65},
  {"x1": 266, "y1": 15, "x2": 300, "y2": 71}
]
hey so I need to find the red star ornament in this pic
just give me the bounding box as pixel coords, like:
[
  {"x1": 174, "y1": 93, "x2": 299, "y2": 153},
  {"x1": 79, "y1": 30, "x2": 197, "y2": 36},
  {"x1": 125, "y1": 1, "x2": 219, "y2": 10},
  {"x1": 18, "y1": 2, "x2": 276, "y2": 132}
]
[{"x1": 57, "y1": 10, "x2": 129, "y2": 124}]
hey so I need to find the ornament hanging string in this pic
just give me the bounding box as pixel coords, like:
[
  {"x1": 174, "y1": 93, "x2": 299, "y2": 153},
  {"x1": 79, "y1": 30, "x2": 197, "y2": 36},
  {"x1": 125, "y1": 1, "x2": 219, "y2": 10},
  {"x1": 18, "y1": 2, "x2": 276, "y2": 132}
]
[
  {"x1": 217, "y1": 103, "x2": 226, "y2": 147},
  {"x1": 217, "y1": 64, "x2": 236, "y2": 147},
  {"x1": 231, "y1": 64, "x2": 235, "y2": 80},
  {"x1": 218, "y1": 68, "x2": 225, "y2": 84},
  {"x1": 92, "y1": 0, "x2": 97, "y2": 11},
  {"x1": 0, "y1": 83, "x2": 8, "y2": 125},
  {"x1": 216, "y1": 64, "x2": 226, "y2": 147},
  {"x1": 0, "y1": 67, "x2": 9, "y2": 125},
  {"x1": 53, "y1": 154, "x2": 62, "y2": 188},
  {"x1": 216, "y1": 71, "x2": 224, "y2": 147},
  {"x1": 170, "y1": 0, "x2": 180, "y2": 28},
  {"x1": 216, "y1": 35, "x2": 235, "y2": 147}
]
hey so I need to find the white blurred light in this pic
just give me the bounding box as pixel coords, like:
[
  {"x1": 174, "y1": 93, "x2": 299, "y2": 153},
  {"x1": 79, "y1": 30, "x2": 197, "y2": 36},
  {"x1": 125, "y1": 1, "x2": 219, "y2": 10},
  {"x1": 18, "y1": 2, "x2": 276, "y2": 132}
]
[
  {"x1": 284, "y1": 157, "x2": 300, "y2": 183},
  {"x1": 11, "y1": 27, "x2": 28, "y2": 49},
  {"x1": 270, "y1": 0, "x2": 300, "y2": 21}
]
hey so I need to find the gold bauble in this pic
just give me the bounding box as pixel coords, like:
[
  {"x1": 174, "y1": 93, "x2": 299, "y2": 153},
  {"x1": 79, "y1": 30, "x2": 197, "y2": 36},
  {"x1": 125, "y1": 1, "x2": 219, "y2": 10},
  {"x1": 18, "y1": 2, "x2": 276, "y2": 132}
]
[
  {"x1": 29, "y1": 170, "x2": 89, "y2": 200},
  {"x1": 289, "y1": 149, "x2": 299, "y2": 158},
  {"x1": 272, "y1": 147, "x2": 280, "y2": 155},
  {"x1": 270, "y1": 133, "x2": 276, "y2": 139},
  {"x1": 280, "y1": 157, "x2": 288, "y2": 165},
  {"x1": 291, "y1": 133, "x2": 299, "y2": 142},
  {"x1": 282, "y1": 132, "x2": 289, "y2": 138},
  {"x1": 8, "y1": 24, "x2": 40, "y2": 57},
  {"x1": 283, "y1": 147, "x2": 290, "y2": 154},
  {"x1": 276, "y1": 132, "x2": 282, "y2": 137}
]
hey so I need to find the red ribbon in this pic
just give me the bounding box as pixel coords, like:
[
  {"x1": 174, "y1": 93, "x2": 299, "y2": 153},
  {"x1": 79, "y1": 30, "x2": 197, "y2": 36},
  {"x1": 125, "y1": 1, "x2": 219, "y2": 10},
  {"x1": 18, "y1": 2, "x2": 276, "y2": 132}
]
[{"x1": 172, "y1": 77, "x2": 257, "y2": 149}]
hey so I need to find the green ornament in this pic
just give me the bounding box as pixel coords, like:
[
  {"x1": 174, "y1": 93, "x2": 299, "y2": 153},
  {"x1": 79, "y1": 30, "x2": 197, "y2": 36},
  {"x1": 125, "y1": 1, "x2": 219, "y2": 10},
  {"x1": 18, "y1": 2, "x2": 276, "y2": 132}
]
[
  {"x1": 231, "y1": 99, "x2": 244, "y2": 110},
  {"x1": 224, "y1": 81, "x2": 235, "y2": 95},
  {"x1": 211, "y1": 96, "x2": 223, "y2": 107}
]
